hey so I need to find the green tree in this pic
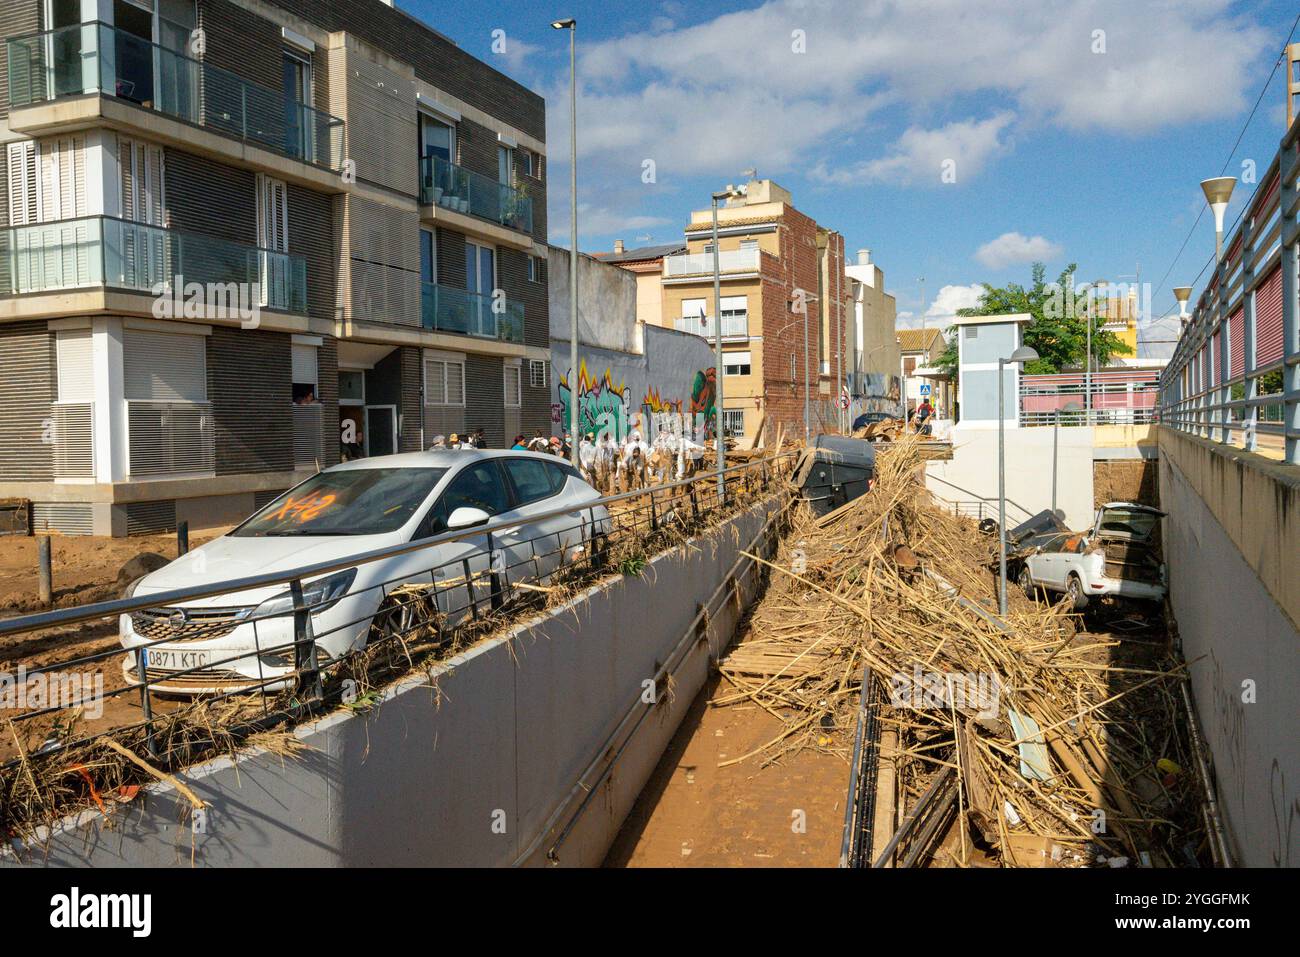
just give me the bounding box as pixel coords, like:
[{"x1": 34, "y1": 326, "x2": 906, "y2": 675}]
[{"x1": 933, "y1": 263, "x2": 1134, "y2": 399}]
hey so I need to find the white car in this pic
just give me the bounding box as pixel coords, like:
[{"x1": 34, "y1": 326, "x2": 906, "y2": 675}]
[
  {"x1": 120, "y1": 449, "x2": 609, "y2": 694},
  {"x1": 1018, "y1": 502, "x2": 1166, "y2": 608}
]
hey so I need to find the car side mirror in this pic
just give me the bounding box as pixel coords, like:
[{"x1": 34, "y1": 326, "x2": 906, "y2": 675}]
[{"x1": 447, "y1": 506, "x2": 491, "y2": 530}]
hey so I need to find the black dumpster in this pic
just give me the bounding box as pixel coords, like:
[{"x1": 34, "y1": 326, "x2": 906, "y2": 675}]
[{"x1": 797, "y1": 435, "x2": 877, "y2": 517}]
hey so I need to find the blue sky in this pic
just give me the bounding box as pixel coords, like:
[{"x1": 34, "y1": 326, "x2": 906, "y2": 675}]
[{"x1": 401, "y1": 0, "x2": 1299, "y2": 358}]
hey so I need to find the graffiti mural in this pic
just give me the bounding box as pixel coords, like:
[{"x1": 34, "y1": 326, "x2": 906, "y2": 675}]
[{"x1": 556, "y1": 358, "x2": 717, "y2": 441}]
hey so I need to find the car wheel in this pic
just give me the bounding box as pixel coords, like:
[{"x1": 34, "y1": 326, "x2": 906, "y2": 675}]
[
  {"x1": 591, "y1": 532, "x2": 610, "y2": 570},
  {"x1": 1066, "y1": 574, "x2": 1088, "y2": 611},
  {"x1": 367, "y1": 590, "x2": 441, "y2": 649},
  {"x1": 1018, "y1": 566, "x2": 1035, "y2": 600}
]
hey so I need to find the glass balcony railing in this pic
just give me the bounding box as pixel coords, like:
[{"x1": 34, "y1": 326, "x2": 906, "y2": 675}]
[
  {"x1": 7, "y1": 22, "x2": 345, "y2": 170},
  {"x1": 420, "y1": 282, "x2": 523, "y2": 344},
  {"x1": 419, "y1": 155, "x2": 533, "y2": 234},
  {"x1": 0, "y1": 215, "x2": 307, "y2": 314}
]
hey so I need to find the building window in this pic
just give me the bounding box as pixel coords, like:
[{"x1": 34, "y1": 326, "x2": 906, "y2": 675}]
[
  {"x1": 338, "y1": 370, "x2": 365, "y2": 402},
  {"x1": 739, "y1": 238, "x2": 758, "y2": 250},
  {"x1": 723, "y1": 409, "x2": 745, "y2": 436},
  {"x1": 720, "y1": 295, "x2": 748, "y2": 337},
  {"x1": 528, "y1": 254, "x2": 544, "y2": 283},
  {"x1": 529, "y1": 358, "x2": 548, "y2": 388},
  {"x1": 419, "y1": 112, "x2": 454, "y2": 162},
  {"x1": 790, "y1": 352, "x2": 796, "y2": 382},
  {"x1": 518, "y1": 148, "x2": 533, "y2": 177},
  {"x1": 425, "y1": 355, "x2": 465, "y2": 406},
  {"x1": 291, "y1": 343, "x2": 319, "y2": 405},
  {"x1": 420, "y1": 229, "x2": 437, "y2": 283},
  {"x1": 723, "y1": 350, "x2": 752, "y2": 376},
  {"x1": 122, "y1": 327, "x2": 214, "y2": 476},
  {"x1": 504, "y1": 363, "x2": 522, "y2": 408},
  {"x1": 964, "y1": 326, "x2": 979, "y2": 340},
  {"x1": 903, "y1": 356, "x2": 917, "y2": 376}
]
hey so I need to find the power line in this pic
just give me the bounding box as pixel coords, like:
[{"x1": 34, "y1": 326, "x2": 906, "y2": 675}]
[{"x1": 1151, "y1": 11, "x2": 1300, "y2": 302}]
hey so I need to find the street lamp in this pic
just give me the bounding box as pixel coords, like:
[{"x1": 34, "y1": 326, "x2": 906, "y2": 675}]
[
  {"x1": 552, "y1": 17, "x2": 579, "y2": 466},
  {"x1": 1173, "y1": 285, "x2": 1193, "y2": 324},
  {"x1": 710, "y1": 183, "x2": 746, "y2": 500},
  {"x1": 998, "y1": 344, "x2": 1039, "y2": 617},
  {"x1": 1200, "y1": 176, "x2": 1236, "y2": 263}
]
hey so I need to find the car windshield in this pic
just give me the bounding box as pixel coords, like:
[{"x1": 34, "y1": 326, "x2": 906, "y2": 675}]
[
  {"x1": 233, "y1": 468, "x2": 448, "y2": 537},
  {"x1": 1096, "y1": 507, "x2": 1161, "y2": 542}
]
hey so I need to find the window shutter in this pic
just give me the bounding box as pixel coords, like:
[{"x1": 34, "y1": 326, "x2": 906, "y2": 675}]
[
  {"x1": 7, "y1": 141, "x2": 38, "y2": 225},
  {"x1": 123, "y1": 329, "x2": 207, "y2": 401},
  {"x1": 56, "y1": 329, "x2": 95, "y2": 401},
  {"x1": 257, "y1": 174, "x2": 289, "y2": 252},
  {"x1": 504, "y1": 364, "x2": 521, "y2": 407},
  {"x1": 424, "y1": 357, "x2": 446, "y2": 405},
  {"x1": 446, "y1": 360, "x2": 464, "y2": 405},
  {"x1": 291, "y1": 344, "x2": 318, "y2": 386},
  {"x1": 38, "y1": 136, "x2": 86, "y2": 221}
]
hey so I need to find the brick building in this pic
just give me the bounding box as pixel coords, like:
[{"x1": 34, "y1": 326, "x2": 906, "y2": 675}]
[
  {"x1": 645, "y1": 178, "x2": 848, "y2": 446},
  {"x1": 0, "y1": 0, "x2": 551, "y2": 535}
]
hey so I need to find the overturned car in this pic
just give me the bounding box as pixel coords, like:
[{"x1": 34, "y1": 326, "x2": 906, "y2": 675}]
[{"x1": 1015, "y1": 502, "x2": 1166, "y2": 608}]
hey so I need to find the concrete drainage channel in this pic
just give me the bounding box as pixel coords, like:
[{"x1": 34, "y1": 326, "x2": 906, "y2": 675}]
[{"x1": 2, "y1": 495, "x2": 788, "y2": 868}]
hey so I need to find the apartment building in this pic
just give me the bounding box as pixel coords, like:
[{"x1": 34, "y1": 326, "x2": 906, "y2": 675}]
[
  {"x1": 648, "y1": 178, "x2": 846, "y2": 446},
  {"x1": 843, "y1": 247, "x2": 901, "y2": 416},
  {"x1": 0, "y1": 0, "x2": 551, "y2": 535}
]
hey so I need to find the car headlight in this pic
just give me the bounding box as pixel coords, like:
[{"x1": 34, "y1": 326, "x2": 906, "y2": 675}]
[
  {"x1": 252, "y1": 568, "x2": 357, "y2": 619},
  {"x1": 123, "y1": 575, "x2": 144, "y2": 600}
]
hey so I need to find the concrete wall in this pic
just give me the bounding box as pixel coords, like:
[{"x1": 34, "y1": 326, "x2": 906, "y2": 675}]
[
  {"x1": 925, "y1": 425, "x2": 1096, "y2": 529},
  {"x1": 1158, "y1": 427, "x2": 1300, "y2": 867},
  {"x1": 548, "y1": 246, "x2": 641, "y2": 355},
  {"x1": 551, "y1": 325, "x2": 716, "y2": 441},
  {"x1": 2, "y1": 499, "x2": 780, "y2": 868}
]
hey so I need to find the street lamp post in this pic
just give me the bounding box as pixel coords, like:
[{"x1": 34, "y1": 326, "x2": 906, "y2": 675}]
[
  {"x1": 712, "y1": 185, "x2": 743, "y2": 501},
  {"x1": 1200, "y1": 176, "x2": 1236, "y2": 263},
  {"x1": 998, "y1": 344, "x2": 1040, "y2": 617},
  {"x1": 552, "y1": 18, "x2": 579, "y2": 466}
]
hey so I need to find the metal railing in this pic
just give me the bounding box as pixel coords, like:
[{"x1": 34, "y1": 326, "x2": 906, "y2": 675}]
[
  {"x1": 419, "y1": 155, "x2": 533, "y2": 233},
  {"x1": 0, "y1": 453, "x2": 795, "y2": 826},
  {"x1": 1158, "y1": 120, "x2": 1300, "y2": 463},
  {"x1": 420, "y1": 281, "x2": 524, "y2": 343},
  {"x1": 7, "y1": 22, "x2": 345, "y2": 169},
  {"x1": 663, "y1": 248, "x2": 760, "y2": 278},
  {"x1": 1019, "y1": 372, "x2": 1159, "y2": 427},
  {"x1": 674, "y1": 313, "x2": 749, "y2": 339},
  {"x1": 0, "y1": 215, "x2": 307, "y2": 313}
]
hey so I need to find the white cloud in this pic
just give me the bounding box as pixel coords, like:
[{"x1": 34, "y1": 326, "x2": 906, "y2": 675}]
[
  {"x1": 550, "y1": 205, "x2": 671, "y2": 244},
  {"x1": 974, "y1": 232, "x2": 1064, "y2": 270},
  {"x1": 812, "y1": 114, "x2": 1013, "y2": 187},
  {"x1": 546, "y1": 0, "x2": 1263, "y2": 174},
  {"x1": 927, "y1": 283, "x2": 987, "y2": 323}
]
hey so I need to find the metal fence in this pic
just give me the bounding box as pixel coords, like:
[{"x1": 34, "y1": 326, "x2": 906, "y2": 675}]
[
  {"x1": 1158, "y1": 121, "x2": 1300, "y2": 463},
  {"x1": 1019, "y1": 372, "x2": 1159, "y2": 427},
  {"x1": 0, "y1": 454, "x2": 795, "y2": 809}
]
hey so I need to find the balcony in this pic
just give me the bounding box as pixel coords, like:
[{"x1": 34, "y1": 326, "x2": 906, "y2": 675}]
[
  {"x1": 663, "y1": 248, "x2": 760, "y2": 278},
  {"x1": 675, "y1": 313, "x2": 748, "y2": 340},
  {"x1": 420, "y1": 282, "x2": 523, "y2": 344},
  {"x1": 0, "y1": 215, "x2": 307, "y2": 314},
  {"x1": 419, "y1": 155, "x2": 533, "y2": 235},
  {"x1": 7, "y1": 22, "x2": 344, "y2": 174}
]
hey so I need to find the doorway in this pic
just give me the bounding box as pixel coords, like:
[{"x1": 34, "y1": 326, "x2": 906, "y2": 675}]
[{"x1": 364, "y1": 405, "x2": 398, "y2": 458}]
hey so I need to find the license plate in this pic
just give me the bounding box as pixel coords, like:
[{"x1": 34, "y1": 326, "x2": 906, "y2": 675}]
[{"x1": 144, "y1": 648, "x2": 211, "y2": 672}]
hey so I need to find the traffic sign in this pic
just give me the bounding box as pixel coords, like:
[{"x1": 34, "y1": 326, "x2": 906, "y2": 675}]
[{"x1": 919, "y1": 384, "x2": 932, "y2": 396}]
